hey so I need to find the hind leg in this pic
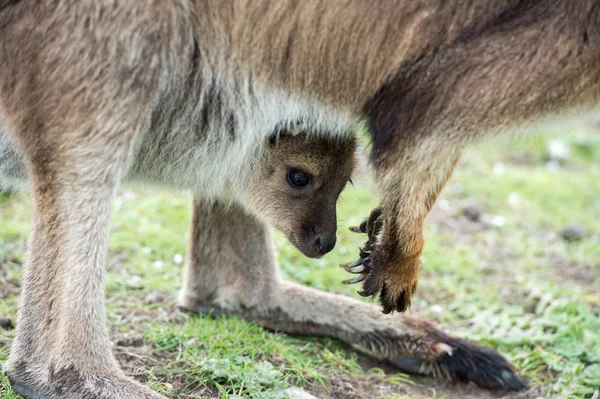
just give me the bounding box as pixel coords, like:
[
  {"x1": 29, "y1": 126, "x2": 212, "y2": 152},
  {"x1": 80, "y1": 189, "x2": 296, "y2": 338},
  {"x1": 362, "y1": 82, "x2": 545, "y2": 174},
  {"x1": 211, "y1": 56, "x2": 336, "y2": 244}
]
[
  {"x1": 178, "y1": 198, "x2": 279, "y2": 313},
  {"x1": 179, "y1": 199, "x2": 525, "y2": 391},
  {"x1": 5, "y1": 125, "x2": 166, "y2": 399},
  {"x1": 4, "y1": 105, "x2": 167, "y2": 398},
  {"x1": 1, "y1": 6, "x2": 168, "y2": 396}
]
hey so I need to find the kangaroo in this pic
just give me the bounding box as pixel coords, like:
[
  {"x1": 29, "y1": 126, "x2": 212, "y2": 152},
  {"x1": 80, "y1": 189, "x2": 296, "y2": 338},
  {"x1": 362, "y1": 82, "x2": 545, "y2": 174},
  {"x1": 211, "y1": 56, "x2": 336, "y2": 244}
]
[
  {"x1": 1, "y1": 128, "x2": 522, "y2": 398},
  {"x1": 1, "y1": 0, "x2": 597, "y2": 397}
]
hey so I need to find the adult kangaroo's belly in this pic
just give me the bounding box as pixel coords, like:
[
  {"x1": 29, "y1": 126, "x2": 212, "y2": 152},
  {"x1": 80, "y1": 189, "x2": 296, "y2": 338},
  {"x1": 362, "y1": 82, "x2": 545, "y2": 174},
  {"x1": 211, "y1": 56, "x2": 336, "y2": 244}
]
[
  {"x1": 125, "y1": 123, "x2": 262, "y2": 197},
  {"x1": 0, "y1": 124, "x2": 257, "y2": 198}
]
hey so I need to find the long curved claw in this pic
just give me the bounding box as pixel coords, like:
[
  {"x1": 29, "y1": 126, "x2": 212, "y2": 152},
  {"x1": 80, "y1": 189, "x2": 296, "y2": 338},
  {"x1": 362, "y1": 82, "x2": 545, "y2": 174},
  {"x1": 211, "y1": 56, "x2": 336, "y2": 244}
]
[
  {"x1": 340, "y1": 250, "x2": 372, "y2": 275},
  {"x1": 341, "y1": 264, "x2": 366, "y2": 274},
  {"x1": 349, "y1": 220, "x2": 368, "y2": 234},
  {"x1": 343, "y1": 207, "x2": 383, "y2": 291},
  {"x1": 346, "y1": 257, "x2": 365, "y2": 268},
  {"x1": 342, "y1": 275, "x2": 366, "y2": 285}
]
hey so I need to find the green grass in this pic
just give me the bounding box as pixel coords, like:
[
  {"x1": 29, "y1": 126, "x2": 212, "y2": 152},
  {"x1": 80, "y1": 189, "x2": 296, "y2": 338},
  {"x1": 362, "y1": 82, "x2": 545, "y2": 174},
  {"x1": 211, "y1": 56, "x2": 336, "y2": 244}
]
[
  {"x1": 0, "y1": 369, "x2": 22, "y2": 399},
  {"x1": 144, "y1": 316, "x2": 365, "y2": 397},
  {"x1": 1, "y1": 125, "x2": 599, "y2": 398}
]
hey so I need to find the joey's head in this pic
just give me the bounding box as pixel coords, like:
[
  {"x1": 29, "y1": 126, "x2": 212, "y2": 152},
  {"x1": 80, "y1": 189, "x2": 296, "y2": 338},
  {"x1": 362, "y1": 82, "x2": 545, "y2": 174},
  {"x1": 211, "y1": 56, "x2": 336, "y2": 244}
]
[{"x1": 243, "y1": 132, "x2": 356, "y2": 258}]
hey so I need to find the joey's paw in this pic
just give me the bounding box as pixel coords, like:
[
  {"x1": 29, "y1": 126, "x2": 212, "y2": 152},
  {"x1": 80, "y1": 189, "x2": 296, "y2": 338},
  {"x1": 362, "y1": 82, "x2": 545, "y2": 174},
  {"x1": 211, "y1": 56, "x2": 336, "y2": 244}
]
[
  {"x1": 360, "y1": 259, "x2": 419, "y2": 314},
  {"x1": 340, "y1": 247, "x2": 418, "y2": 313},
  {"x1": 348, "y1": 207, "x2": 383, "y2": 238},
  {"x1": 343, "y1": 206, "x2": 419, "y2": 313},
  {"x1": 342, "y1": 206, "x2": 381, "y2": 284}
]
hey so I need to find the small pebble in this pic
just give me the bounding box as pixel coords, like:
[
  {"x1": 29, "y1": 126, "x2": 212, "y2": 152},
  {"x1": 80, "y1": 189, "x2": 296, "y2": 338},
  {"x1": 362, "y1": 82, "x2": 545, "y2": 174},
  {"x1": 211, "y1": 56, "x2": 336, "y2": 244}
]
[
  {"x1": 490, "y1": 215, "x2": 506, "y2": 227},
  {"x1": 286, "y1": 387, "x2": 319, "y2": 399},
  {"x1": 493, "y1": 162, "x2": 506, "y2": 176},
  {"x1": 437, "y1": 198, "x2": 451, "y2": 211},
  {"x1": 560, "y1": 224, "x2": 585, "y2": 242},
  {"x1": 547, "y1": 140, "x2": 570, "y2": 162},
  {"x1": 459, "y1": 200, "x2": 481, "y2": 222},
  {"x1": 342, "y1": 382, "x2": 355, "y2": 393},
  {"x1": 431, "y1": 305, "x2": 444, "y2": 313},
  {"x1": 507, "y1": 192, "x2": 520, "y2": 207},
  {"x1": 126, "y1": 275, "x2": 143, "y2": 289},
  {"x1": 0, "y1": 317, "x2": 14, "y2": 330},
  {"x1": 145, "y1": 292, "x2": 162, "y2": 304}
]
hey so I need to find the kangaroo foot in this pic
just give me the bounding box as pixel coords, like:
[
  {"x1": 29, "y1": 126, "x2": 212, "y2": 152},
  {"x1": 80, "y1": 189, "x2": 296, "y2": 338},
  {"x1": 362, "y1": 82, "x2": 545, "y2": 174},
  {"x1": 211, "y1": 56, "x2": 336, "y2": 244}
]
[
  {"x1": 4, "y1": 363, "x2": 166, "y2": 399},
  {"x1": 388, "y1": 319, "x2": 526, "y2": 391}
]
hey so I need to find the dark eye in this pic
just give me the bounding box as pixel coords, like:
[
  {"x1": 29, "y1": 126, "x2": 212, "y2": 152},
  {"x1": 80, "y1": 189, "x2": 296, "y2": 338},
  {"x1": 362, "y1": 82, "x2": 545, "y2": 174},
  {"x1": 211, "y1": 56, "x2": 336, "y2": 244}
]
[{"x1": 287, "y1": 168, "x2": 311, "y2": 188}]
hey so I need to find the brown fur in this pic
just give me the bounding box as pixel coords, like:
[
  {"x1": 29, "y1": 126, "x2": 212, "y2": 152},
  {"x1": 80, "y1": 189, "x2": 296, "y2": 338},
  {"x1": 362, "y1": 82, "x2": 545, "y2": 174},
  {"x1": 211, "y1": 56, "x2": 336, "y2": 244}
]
[{"x1": 1, "y1": 0, "x2": 597, "y2": 396}]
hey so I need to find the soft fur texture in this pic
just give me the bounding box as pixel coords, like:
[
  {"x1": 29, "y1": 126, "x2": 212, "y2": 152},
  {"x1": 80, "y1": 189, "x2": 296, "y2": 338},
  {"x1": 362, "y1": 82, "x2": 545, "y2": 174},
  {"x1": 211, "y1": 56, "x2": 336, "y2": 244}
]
[{"x1": 0, "y1": 1, "x2": 597, "y2": 397}]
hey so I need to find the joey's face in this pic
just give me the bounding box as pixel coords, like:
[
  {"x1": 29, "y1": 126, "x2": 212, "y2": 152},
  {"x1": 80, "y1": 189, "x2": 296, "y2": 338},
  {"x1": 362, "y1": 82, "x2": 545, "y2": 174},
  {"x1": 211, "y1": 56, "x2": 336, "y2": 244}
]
[{"x1": 244, "y1": 133, "x2": 356, "y2": 258}]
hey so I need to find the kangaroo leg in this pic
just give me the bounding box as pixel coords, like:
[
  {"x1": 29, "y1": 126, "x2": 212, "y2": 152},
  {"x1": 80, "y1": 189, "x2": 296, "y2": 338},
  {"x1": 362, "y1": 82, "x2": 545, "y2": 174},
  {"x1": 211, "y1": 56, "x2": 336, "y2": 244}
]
[
  {"x1": 2, "y1": 20, "x2": 166, "y2": 398},
  {"x1": 5, "y1": 134, "x2": 167, "y2": 398},
  {"x1": 341, "y1": 143, "x2": 462, "y2": 314},
  {"x1": 179, "y1": 199, "x2": 525, "y2": 391},
  {"x1": 359, "y1": 4, "x2": 600, "y2": 313},
  {"x1": 4, "y1": 123, "x2": 166, "y2": 399},
  {"x1": 179, "y1": 199, "x2": 279, "y2": 314}
]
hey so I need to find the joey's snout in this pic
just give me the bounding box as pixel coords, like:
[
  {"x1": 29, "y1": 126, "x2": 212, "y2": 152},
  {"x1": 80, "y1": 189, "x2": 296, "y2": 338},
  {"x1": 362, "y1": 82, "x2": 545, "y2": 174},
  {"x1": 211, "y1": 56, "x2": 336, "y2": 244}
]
[
  {"x1": 294, "y1": 222, "x2": 337, "y2": 258},
  {"x1": 312, "y1": 230, "x2": 337, "y2": 256}
]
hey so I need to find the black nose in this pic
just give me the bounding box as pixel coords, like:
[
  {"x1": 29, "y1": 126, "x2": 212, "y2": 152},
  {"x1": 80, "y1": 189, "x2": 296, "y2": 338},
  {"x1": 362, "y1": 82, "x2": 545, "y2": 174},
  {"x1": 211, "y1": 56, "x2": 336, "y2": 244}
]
[{"x1": 313, "y1": 234, "x2": 336, "y2": 255}]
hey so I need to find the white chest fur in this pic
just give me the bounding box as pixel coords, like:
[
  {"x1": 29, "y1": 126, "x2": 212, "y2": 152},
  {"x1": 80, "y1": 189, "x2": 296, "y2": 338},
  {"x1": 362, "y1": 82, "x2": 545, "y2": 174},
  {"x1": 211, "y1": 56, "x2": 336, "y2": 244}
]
[{"x1": 127, "y1": 78, "x2": 358, "y2": 198}]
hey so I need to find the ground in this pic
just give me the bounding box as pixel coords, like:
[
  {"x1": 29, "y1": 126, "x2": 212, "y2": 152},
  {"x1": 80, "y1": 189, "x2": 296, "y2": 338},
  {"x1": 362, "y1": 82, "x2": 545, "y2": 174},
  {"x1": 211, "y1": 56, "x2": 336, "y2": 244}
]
[{"x1": 1, "y1": 123, "x2": 599, "y2": 399}]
